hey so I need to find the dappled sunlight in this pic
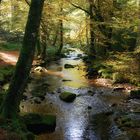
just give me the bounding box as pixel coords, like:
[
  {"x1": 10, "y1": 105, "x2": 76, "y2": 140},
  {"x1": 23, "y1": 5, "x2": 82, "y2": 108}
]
[
  {"x1": 0, "y1": 51, "x2": 18, "y2": 65},
  {"x1": 89, "y1": 78, "x2": 113, "y2": 88},
  {"x1": 32, "y1": 66, "x2": 64, "y2": 78}
]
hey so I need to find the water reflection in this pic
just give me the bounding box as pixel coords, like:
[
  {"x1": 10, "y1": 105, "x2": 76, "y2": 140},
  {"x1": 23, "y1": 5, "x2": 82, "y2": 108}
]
[{"x1": 21, "y1": 48, "x2": 128, "y2": 140}]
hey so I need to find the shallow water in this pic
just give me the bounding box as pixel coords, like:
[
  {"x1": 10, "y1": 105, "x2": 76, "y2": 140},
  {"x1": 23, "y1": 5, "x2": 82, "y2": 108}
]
[{"x1": 21, "y1": 48, "x2": 129, "y2": 140}]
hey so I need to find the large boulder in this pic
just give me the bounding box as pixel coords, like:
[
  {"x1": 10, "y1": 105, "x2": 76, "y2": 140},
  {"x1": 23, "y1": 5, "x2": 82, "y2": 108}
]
[
  {"x1": 22, "y1": 113, "x2": 56, "y2": 135},
  {"x1": 59, "y1": 92, "x2": 76, "y2": 102}
]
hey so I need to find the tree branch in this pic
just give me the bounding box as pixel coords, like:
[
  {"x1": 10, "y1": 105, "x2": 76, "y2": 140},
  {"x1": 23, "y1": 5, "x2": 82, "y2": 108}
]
[
  {"x1": 24, "y1": 0, "x2": 30, "y2": 6},
  {"x1": 67, "y1": 0, "x2": 90, "y2": 15}
]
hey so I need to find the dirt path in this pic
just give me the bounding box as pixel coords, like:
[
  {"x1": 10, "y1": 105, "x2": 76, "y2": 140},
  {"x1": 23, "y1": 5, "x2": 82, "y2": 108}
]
[{"x1": 0, "y1": 51, "x2": 19, "y2": 66}]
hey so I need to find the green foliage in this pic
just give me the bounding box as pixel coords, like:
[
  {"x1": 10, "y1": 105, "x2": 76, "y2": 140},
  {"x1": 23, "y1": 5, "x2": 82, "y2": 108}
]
[
  {"x1": 112, "y1": 28, "x2": 137, "y2": 51},
  {"x1": 0, "y1": 65, "x2": 15, "y2": 83},
  {"x1": 112, "y1": 72, "x2": 125, "y2": 83},
  {"x1": 0, "y1": 118, "x2": 34, "y2": 140},
  {"x1": 46, "y1": 47, "x2": 57, "y2": 56},
  {"x1": 98, "y1": 68, "x2": 113, "y2": 79},
  {"x1": 0, "y1": 92, "x2": 5, "y2": 106},
  {"x1": 0, "y1": 42, "x2": 21, "y2": 51}
]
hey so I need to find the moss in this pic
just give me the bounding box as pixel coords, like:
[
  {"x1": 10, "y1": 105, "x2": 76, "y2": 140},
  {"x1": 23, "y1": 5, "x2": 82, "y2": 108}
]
[
  {"x1": 0, "y1": 42, "x2": 21, "y2": 51},
  {"x1": 0, "y1": 65, "x2": 15, "y2": 83},
  {"x1": 22, "y1": 113, "x2": 56, "y2": 134},
  {"x1": 59, "y1": 92, "x2": 76, "y2": 102},
  {"x1": 112, "y1": 72, "x2": 126, "y2": 83},
  {"x1": 0, "y1": 118, "x2": 35, "y2": 140}
]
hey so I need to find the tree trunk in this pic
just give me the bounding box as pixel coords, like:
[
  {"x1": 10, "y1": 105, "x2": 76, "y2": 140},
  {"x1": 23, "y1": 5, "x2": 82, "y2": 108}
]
[
  {"x1": 89, "y1": 1, "x2": 96, "y2": 58},
  {"x1": 36, "y1": 36, "x2": 42, "y2": 57},
  {"x1": 57, "y1": 4, "x2": 64, "y2": 55},
  {"x1": 136, "y1": 0, "x2": 140, "y2": 50},
  {"x1": 0, "y1": 0, "x2": 44, "y2": 119},
  {"x1": 85, "y1": 15, "x2": 89, "y2": 47},
  {"x1": 41, "y1": 32, "x2": 47, "y2": 60},
  {"x1": 52, "y1": 28, "x2": 59, "y2": 47}
]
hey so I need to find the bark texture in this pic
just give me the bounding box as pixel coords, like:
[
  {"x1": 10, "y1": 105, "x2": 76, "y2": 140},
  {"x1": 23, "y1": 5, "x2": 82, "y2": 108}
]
[{"x1": 0, "y1": 0, "x2": 45, "y2": 119}]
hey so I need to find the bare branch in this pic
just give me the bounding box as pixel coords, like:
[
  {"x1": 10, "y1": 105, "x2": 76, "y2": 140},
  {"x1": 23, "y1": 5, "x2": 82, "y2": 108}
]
[
  {"x1": 24, "y1": 0, "x2": 30, "y2": 6},
  {"x1": 66, "y1": 0, "x2": 90, "y2": 15}
]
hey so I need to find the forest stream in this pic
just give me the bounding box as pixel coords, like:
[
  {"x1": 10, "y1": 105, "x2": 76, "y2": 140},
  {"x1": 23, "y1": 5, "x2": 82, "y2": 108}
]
[{"x1": 20, "y1": 47, "x2": 139, "y2": 140}]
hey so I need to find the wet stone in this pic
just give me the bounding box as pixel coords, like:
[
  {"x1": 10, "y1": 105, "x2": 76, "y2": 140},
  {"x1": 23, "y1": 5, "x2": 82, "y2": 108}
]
[
  {"x1": 59, "y1": 92, "x2": 76, "y2": 102},
  {"x1": 88, "y1": 106, "x2": 92, "y2": 110},
  {"x1": 110, "y1": 103, "x2": 117, "y2": 107},
  {"x1": 88, "y1": 90, "x2": 96, "y2": 96},
  {"x1": 113, "y1": 87, "x2": 126, "y2": 92},
  {"x1": 64, "y1": 64, "x2": 76, "y2": 69},
  {"x1": 34, "y1": 98, "x2": 41, "y2": 104},
  {"x1": 38, "y1": 95, "x2": 45, "y2": 101},
  {"x1": 130, "y1": 90, "x2": 140, "y2": 99},
  {"x1": 62, "y1": 79, "x2": 72, "y2": 82}
]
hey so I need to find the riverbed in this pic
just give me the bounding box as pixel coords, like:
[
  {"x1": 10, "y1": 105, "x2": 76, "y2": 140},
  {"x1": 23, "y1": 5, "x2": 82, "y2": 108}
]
[{"x1": 20, "y1": 48, "x2": 139, "y2": 140}]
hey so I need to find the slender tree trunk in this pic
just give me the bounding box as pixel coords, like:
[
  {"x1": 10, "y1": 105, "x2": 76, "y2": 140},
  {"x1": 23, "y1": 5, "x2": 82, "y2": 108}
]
[
  {"x1": 52, "y1": 28, "x2": 59, "y2": 47},
  {"x1": 89, "y1": 1, "x2": 96, "y2": 58},
  {"x1": 0, "y1": 0, "x2": 44, "y2": 119},
  {"x1": 36, "y1": 36, "x2": 42, "y2": 56},
  {"x1": 85, "y1": 15, "x2": 89, "y2": 47},
  {"x1": 105, "y1": 27, "x2": 112, "y2": 51},
  {"x1": 136, "y1": 0, "x2": 140, "y2": 50},
  {"x1": 57, "y1": 3, "x2": 64, "y2": 55},
  {"x1": 41, "y1": 32, "x2": 47, "y2": 60}
]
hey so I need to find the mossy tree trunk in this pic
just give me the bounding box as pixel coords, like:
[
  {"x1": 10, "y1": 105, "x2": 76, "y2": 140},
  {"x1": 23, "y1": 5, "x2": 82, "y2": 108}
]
[{"x1": 0, "y1": 0, "x2": 45, "y2": 119}]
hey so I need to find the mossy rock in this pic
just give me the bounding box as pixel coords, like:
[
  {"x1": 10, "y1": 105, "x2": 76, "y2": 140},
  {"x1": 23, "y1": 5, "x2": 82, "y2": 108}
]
[
  {"x1": 59, "y1": 92, "x2": 76, "y2": 102},
  {"x1": 22, "y1": 113, "x2": 56, "y2": 135},
  {"x1": 64, "y1": 64, "x2": 76, "y2": 69},
  {"x1": 112, "y1": 72, "x2": 125, "y2": 83},
  {"x1": 130, "y1": 90, "x2": 140, "y2": 99}
]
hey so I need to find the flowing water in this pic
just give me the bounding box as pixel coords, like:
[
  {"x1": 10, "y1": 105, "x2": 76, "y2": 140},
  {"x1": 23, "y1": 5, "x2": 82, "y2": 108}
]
[{"x1": 21, "y1": 47, "x2": 129, "y2": 140}]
